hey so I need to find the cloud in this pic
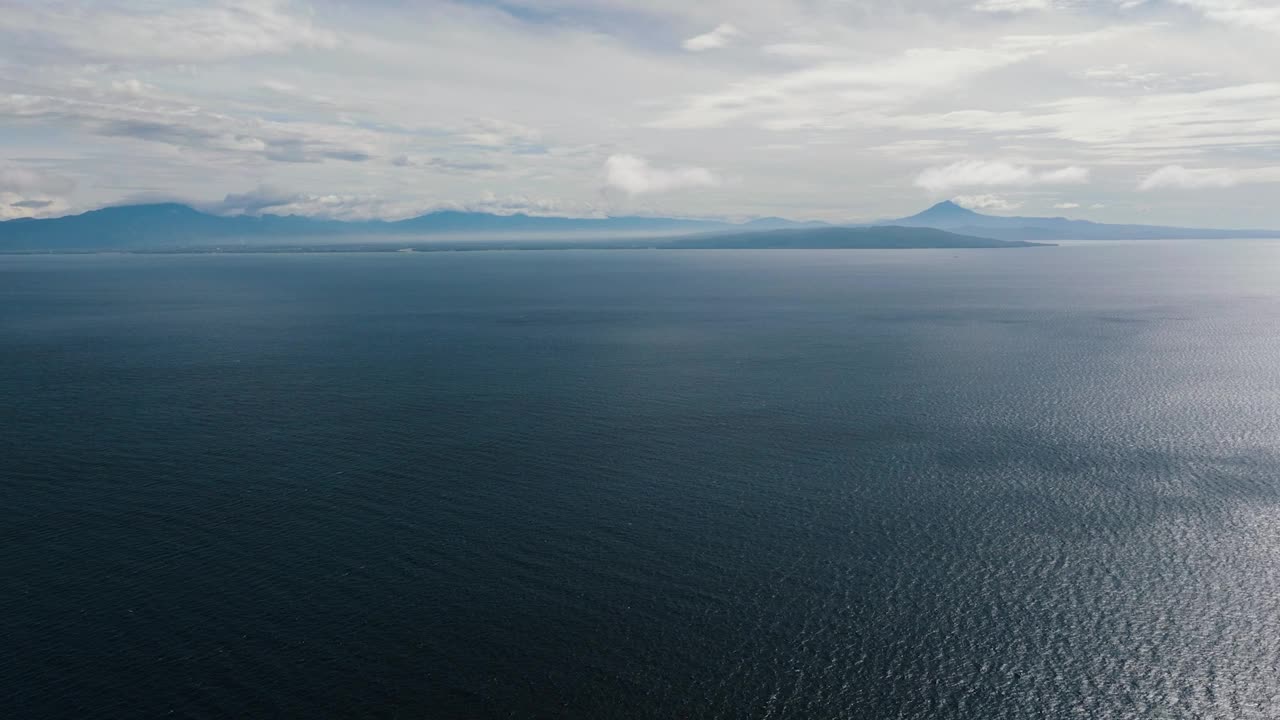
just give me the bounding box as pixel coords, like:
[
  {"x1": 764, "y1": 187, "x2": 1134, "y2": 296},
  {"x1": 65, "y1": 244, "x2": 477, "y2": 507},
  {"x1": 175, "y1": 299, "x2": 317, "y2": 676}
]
[
  {"x1": 1039, "y1": 166, "x2": 1091, "y2": 183},
  {"x1": 1169, "y1": 0, "x2": 1280, "y2": 35},
  {"x1": 604, "y1": 154, "x2": 719, "y2": 195},
  {"x1": 204, "y1": 187, "x2": 426, "y2": 221},
  {"x1": 1137, "y1": 164, "x2": 1280, "y2": 189},
  {"x1": 1, "y1": 193, "x2": 70, "y2": 220},
  {"x1": 455, "y1": 118, "x2": 543, "y2": 150},
  {"x1": 13, "y1": 199, "x2": 53, "y2": 209},
  {"x1": 1137, "y1": 165, "x2": 1235, "y2": 189},
  {"x1": 882, "y1": 82, "x2": 1280, "y2": 167},
  {"x1": 0, "y1": 164, "x2": 76, "y2": 219},
  {"x1": 0, "y1": 164, "x2": 76, "y2": 195},
  {"x1": 203, "y1": 185, "x2": 602, "y2": 221},
  {"x1": 1054, "y1": 202, "x2": 1081, "y2": 208},
  {"x1": 0, "y1": 0, "x2": 337, "y2": 64},
  {"x1": 915, "y1": 160, "x2": 1090, "y2": 192},
  {"x1": 1077, "y1": 65, "x2": 1216, "y2": 90},
  {"x1": 953, "y1": 194, "x2": 1023, "y2": 211},
  {"x1": 654, "y1": 28, "x2": 1125, "y2": 130},
  {"x1": 0, "y1": 93, "x2": 379, "y2": 163},
  {"x1": 391, "y1": 155, "x2": 506, "y2": 173},
  {"x1": 656, "y1": 45, "x2": 1024, "y2": 129},
  {"x1": 256, "y1": 79, "x2": 343, "y2": 110},
  {"x1": 206, "y1": 186, "x2": 304, "y2": 215},
  {"x1": 683, "y1": 24, "x2": 741, "y2": 51},
  {"x1": 973, "y1": 0, "x2": 1052, "y2": 13},
  {"x1": 451, "y1": 192, "x2": 602, "y2": 217},
  {"x1": 0, "y1": 163, "x2": 75, "y2": 217}
]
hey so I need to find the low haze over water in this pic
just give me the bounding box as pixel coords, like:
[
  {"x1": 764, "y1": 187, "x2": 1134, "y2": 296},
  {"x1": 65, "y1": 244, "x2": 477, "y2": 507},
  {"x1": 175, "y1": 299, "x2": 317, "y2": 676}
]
[{"x1": 4, "y1": 242, "x2": 1280, "y2": 718}]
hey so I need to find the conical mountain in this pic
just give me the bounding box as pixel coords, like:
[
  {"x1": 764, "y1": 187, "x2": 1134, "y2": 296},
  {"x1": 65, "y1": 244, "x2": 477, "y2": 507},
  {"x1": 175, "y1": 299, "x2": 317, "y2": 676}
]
[{"x1": 896, "y1": 200, "x2": 985, "y2": 227}]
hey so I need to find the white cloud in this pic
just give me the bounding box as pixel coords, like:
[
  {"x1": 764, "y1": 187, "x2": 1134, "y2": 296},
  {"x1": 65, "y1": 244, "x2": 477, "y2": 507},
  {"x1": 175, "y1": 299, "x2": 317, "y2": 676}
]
[
  {"x1": 189, "y1": 185, "x2": 600, "y2": 221},
  {"x1": 0, "y1": 193, "x2": 71, "y2": 220},
  {"x1": 206, "y1": 185, "x2": 304, "y2": 215},
  {"x1": 1077, "y1": 64, "x2": 1216, "y2": 90},
  {"x1": 1139, "y1": 165, "x2": 1232, "y2": 189},
  {"x1": 1054, "y1": 201, "x2": 1081, "y2": 208},
  {"x1": 761, "y1": 43, "x2": 845, "y2": 59},
  {"x1": 879, "y1": 82, "x2": 1280, "y2": 173},
  {"x1": 953, "y1": 194, "x2": 1023, "y2": 210},
  {"x1": 915, "y1": 161, "x2": 1090, "y2": 191},
  {"x1": 1039, "y1": 166, "x2": 1091, "y2": 183},
  {"x1": 683, "y1": 23, "x2": 741, "y2": 51},
  {"x1": 655, "y1": 28, "x2": 1127, "y2": 130},
  {"x1": 0, "y1": 164, "x2": 76, "y2": 196},
  {"x1": 604, "y1": 154, "x2": 719, "y2": 195},
  {"x1": 1169, "y1": 0, "x2": 1280, "y2": 35},
  {"x1": 0, "y1": 0, "x2": 336, "y2": 64},
  {"x1": 456, "y1": 118, "x2": 543, "y2": 149},
  {"x1": 1137, "y1": 164, "x2": 1280, "y2": 189},
  {"x1": 206, "y1": 188, "x2": 432, "y2": 221},
  {"x1": 0, "y1": 164, "x2": 76, "y2": 219},
  {"x1": 973, "y1": 0, "x2": 1052, "y2": 13},
  {"x1": 0, "y1": 92, "x2": 379, "y2": 163},
  {"x1": 390, "y1": 155, "x2": 506, "y2": 173},
  {"x1": 454, "y1": 191, "x2": 603, "y2": 218}
]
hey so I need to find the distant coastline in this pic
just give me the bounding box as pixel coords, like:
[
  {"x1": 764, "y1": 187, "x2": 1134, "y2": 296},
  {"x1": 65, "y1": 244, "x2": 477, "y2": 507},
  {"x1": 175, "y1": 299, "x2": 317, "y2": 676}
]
[
  {"x1": 4, "y1": 199, "x2": 1276, "y2": 253},
  {"x1": 0, "y1": 226, "x2": 1049, "y2": 255}
]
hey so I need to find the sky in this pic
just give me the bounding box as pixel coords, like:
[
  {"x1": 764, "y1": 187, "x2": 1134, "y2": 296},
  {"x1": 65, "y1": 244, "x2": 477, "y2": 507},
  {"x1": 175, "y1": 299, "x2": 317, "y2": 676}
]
[{"x1": 2, "y1": 0, "x2": 1280, "y2": 226}]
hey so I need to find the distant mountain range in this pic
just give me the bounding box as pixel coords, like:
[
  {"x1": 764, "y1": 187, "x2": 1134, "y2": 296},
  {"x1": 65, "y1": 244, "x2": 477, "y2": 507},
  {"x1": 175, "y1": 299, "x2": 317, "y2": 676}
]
[
  {"x1": 0, "y1": 203, "x2": 824, "y2": 251},
  {"x1": 1, "y1": 199, "x2": 1276, "y2": 252},
  {"x1": 888, "y1": 200, "x2": 1280, "y2": 241}
]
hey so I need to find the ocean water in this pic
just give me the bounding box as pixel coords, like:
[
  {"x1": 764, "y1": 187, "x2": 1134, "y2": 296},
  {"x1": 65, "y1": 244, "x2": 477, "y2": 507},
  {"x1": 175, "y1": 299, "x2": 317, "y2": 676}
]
[{"x1": 3, "y1": 242, "x2": 1280, "y2": 719}]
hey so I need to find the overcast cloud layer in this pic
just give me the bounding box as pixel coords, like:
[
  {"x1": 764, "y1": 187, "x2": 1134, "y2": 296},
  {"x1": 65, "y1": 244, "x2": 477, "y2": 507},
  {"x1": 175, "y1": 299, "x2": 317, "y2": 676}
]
[{"x1": 2, "y1": 0, "x2": 1279, "y2": 225}]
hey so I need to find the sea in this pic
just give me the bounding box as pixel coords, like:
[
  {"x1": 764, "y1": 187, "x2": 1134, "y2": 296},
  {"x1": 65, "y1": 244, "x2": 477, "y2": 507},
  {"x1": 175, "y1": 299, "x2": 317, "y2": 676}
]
[{"x1": 3, "y1": 241, "x2": 1279, "y2": 719}]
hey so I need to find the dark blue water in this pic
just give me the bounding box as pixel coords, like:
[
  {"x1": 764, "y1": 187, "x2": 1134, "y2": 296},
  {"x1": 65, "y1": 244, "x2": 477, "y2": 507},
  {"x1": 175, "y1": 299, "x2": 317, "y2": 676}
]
[{"x1": 3, "y1": 244, "x2": 1280, "y2": 719}]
